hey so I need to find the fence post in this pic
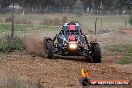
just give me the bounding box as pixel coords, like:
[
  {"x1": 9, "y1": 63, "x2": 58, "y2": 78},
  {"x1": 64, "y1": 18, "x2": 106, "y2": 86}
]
[
  {"x1": 95, "y1": 18, "x2": 97, "y2": 36},
  {"x1": 101, "y1": 18, "x2": 103, "y2": 26},
  {"x1": 125, "y1": 19, "x2": 127, "y2": 28},
  {"x1": 11, "y1": 1, "x2": 15, "y2": 39}
]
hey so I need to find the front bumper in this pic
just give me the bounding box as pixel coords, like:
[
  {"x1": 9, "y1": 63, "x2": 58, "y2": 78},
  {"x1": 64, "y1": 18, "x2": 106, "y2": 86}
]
[{"x1": 60, "y1": 46, "x2": 86, "y2": 56}]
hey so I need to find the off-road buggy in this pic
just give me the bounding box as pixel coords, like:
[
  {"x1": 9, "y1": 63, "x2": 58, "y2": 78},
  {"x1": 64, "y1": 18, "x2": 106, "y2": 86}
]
[{"x1": 43, "y1": 23, "x2": 101, "y2": 63}]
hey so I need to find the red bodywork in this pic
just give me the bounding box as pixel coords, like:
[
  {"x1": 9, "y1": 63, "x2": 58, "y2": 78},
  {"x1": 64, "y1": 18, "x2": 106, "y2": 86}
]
[
  {"x1": 69, "y1": 35, "x2": 76, "y2": 41},
  {"x1": 69, "y1": 25, "x2": 75, "y2": 30},
  {"x1": 69, "y1": 25, "x2": 76, "y2": 41}
]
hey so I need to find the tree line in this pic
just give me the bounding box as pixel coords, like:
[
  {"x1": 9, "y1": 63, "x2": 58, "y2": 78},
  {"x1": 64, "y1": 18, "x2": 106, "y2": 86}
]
[{"x1": 0, "y1": 0, "x2": 132, "y2": 14}]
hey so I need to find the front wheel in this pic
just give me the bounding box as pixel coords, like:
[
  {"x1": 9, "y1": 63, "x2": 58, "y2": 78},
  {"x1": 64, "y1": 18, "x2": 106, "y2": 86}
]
[
  {"x1": 91, "y1": 43, "x2": 101, "y2": 63},
  {"x1": 43, "y1": 37, "x2": 54, "y2": 59}
]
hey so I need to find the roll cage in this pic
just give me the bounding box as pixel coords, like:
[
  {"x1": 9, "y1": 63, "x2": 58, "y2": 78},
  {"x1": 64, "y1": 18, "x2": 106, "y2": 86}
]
[{"x1": 59, "y1": 23, "x2": 82, "y2": 36}]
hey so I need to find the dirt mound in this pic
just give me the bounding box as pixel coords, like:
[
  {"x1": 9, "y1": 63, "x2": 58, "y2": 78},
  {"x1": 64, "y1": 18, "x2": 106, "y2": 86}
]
[{"x1": 25, "y1": 34, "x2": 44, "y2": 56}]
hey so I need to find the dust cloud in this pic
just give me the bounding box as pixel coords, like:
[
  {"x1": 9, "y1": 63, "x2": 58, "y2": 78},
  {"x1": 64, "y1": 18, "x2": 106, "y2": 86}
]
[{"x1": 24, "y1": 34, "x2": 44, "y2": 56}]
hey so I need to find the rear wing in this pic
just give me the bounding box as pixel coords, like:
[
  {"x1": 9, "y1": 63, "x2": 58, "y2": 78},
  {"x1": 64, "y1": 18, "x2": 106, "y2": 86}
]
[{"x1": 63, "y1": 23, "x2": 80, "y2": 31}]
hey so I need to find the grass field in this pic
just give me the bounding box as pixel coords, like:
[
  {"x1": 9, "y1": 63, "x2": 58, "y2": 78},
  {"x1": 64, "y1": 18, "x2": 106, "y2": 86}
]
[
  {"x1": 0, "y1": 14, "x2": 131, "y2": 33},
  {"x1": 0, "y1": 14, "x2": 131, "y2": 37}
]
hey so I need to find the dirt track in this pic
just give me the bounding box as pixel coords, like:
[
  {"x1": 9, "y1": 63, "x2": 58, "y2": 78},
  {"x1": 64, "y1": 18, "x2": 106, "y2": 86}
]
[
  {"x1": 0, "y1": 52, "x2": 131, "y2": 88},
  {"x1": 0, "y1": 29, "x2": 132, "y2": 88}
]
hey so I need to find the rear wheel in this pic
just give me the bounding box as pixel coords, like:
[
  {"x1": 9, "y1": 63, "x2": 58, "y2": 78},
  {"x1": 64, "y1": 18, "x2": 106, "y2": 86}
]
[
  {"x1": 91, "y1": 43, "x2": 101, "y2": 63},
  {"x1": 43, "y1": 37, "x2": 54, "y2": 59}
]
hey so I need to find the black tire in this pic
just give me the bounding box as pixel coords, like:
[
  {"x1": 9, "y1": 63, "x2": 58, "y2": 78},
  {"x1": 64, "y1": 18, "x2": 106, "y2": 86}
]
[
  {"x1": 85, "y1": 55, "x2": 93, "y2": 63},
  {"x1": 43, "y1": 37, "x2": 54, "y2": 59},
  {"x1": 91, "y1": 43, "x2": 101, "y2": 63}
]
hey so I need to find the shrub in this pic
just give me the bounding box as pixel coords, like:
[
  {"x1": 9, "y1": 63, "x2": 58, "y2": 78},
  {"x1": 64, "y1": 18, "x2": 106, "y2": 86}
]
[
  {"x1": 129, "y1": 10, "x2": 132, "y2": 25},
  {"x1": 40, "y1": 16, "x2": 68, "y2": 26},
  {"x1": 40, "y1": 16, "x2": 53, "y2": 25},
  {"x1": 128, "y1": 18, "x2": 132, "y2": 25},
  {"x1": 5, "y1": 17, "x2": 12, "y2": 23},
  {"x1": 15, "y1": 17, "x2": 31, "y2": 24},
  {"x1": 69, "y1": 20, "x2": 80, "y2": 24},
  {"x1": 98, "y1": 29, "x2": 111, "y2": 34},
  {"x1": 0, "y1": 35, "x2": 25, "y2": 52}
]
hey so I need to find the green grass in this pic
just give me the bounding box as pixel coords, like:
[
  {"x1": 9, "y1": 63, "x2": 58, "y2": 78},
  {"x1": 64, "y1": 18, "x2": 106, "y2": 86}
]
[
  {"x1": 119, "y1": 56, "x2": 132, "y2": 64},
  {"x1": 106, "y1": 44, "x2": 132, "y2": 64},
  {"x1": 0, "y1": 23, "x2": 60, "y2": 34},
  {"x1": 105, "y1": 44, "x2": 131, "y2": 53},
  {"x1": 0, "y1": 24, "x2": 11, "y2": 33},
  {"x1": 68, "y1": 15, "x2": 131, "y2": 30},
  {"x1": 0, "y1": 14, "x2": 131, "y2": 34}
]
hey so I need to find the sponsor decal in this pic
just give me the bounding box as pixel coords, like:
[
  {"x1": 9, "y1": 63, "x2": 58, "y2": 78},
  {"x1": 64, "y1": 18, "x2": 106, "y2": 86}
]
[{"x1": 80, "y1": 68, "x2": 130, "y2": 86}]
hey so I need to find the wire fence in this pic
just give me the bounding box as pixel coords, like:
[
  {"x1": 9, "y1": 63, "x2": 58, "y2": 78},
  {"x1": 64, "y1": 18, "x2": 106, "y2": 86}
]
[
  {"x1": 0, "y1": 3, "x2": 132, "y2": 39},
  {"x1": 0, "y1": 14, "x2": 131, "y2": 36}
]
